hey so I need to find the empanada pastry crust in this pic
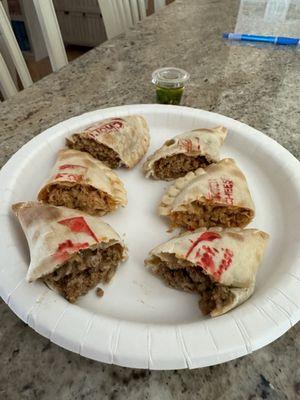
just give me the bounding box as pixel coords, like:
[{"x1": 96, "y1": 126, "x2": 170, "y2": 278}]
[
  {"x1": 145, "y1": 227, "x2": 269, "y2": 316},
  {"x1": 143, "y1": 126, "x2": 227, "y2": 180},
  {"x1": 12, "y1": 202, "x2": 127, "y2": 302},
  {"x1": 38, "y1": 149, "x2": 127, "y2": 216},
  {"x1": 159, "y1": 158, "x2": 255, "y2": 229},
  {"x1": 67, "y1": 115, "x2": 150, "y2": 168}
]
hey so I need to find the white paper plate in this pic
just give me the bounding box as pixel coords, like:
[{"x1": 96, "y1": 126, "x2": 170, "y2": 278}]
[{"x1": 0, "y1": 104, "x2": 300, "y2": 369}]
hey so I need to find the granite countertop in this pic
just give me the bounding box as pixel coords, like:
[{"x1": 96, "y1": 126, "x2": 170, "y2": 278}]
[{"x1": 1, "y1": 0, "x2": 299, "y2": 399}]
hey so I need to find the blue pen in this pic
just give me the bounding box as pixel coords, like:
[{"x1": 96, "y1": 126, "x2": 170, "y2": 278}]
[{"x1": 223, "y1": 33, "x2": 300, "y2": 46}]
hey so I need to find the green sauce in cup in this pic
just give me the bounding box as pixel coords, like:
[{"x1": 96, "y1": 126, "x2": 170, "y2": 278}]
[{"x1": 152, "y1": 67, "x2": 190, "y2": 105}]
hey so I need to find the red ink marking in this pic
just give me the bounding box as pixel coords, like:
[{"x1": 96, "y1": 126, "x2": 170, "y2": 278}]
[
  {"x1": 207, "y1": 179, "x2": 221, "y2": 201},
  {"x1": 59, "y1": 164, "x2": 82, "y2": 170},
  {"x1": 214, "y1": 248, "x2": 234, "y2": 278},
  {"x1": 179, "y1": 139, "x2": 201, "y2": 152},
  {"x1": 186, "y1": 231, "x2": 221, "y2": 258},
  {"x1": 200, "y1": 251, "x2": 215, "y2": 274},
  {"x1": 54, "y1": 165, "x2": 87, "y2": 182},
  {"x1": 187, "y1": 233, "x2": 234, "y2": 279},
  {"x1": 222, "y1": 177, "x2": 234, "y2": 205},
  {"x1": 195, "y1": 248, "x2": 201, "y2": 258},
  {"x1": 195, "y1": 245, "x2": 217, "y2": 274},
  {"x1": 58, "y1": 216, "x2": 99, "y2": 242},
  {"x1": 87, "y1": 118, "x2": 124, "y2": 138},
  {"x1": 195, "y1": 246, "x2": 234, "y2": 279},
  {"x1": 179, "y1": 138, "x2": 194, "y2": 153},
  {"x1": 53, "y1": 239, "x2": 89, "y2": 262},
  {"x1": 53, "y1": 173, "x2": 83, "y2": 182},
  {"x1": 202, "y1": 245, "x2": 216, "y2": 256},
  {"x1": 207, "y1": 178, "x2": 234, "y2": 204}
]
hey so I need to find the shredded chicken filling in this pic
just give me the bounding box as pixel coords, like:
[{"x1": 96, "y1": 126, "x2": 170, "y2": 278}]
[
  {"x1": 170, "y1": 201, "x2": 253, "y2": 229},
  {"x1": 150, "y1": 254, "x2": 234, "y2": 315},
  {"x1": 67, "y1": 135, "x2": 121, "y2": 168},
  {"x1": 45, "y1": 243, "x2": 123, "y2": 303},
  {"x1": 41, "y1": 184, "x2": 116, "y2": 215},
  {"x1": 153, "y1": 153, "x2": 210, "y2": 180}
]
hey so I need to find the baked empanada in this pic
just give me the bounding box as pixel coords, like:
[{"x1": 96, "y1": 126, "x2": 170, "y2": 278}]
[
  {"x1": 12, "y1": 202, "x2": 127, "y2": 303},
  {"x1": 159, "y1": 158, "x2": 255, "y2": 229},
  {"x1": 143, "y1": 126, "x2": 227, "y2": 180},
  {"x1": 38, "y1": 149, "x2": 127, "y2": 216},
  {"x1": 66, "y1": 115, "x2": 150, "y2": 168},
  {"x1": 145, "y1": 227, "x2": 269, "y2": 316}
]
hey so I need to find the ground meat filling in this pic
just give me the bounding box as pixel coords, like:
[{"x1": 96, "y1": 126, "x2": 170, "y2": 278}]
[
  {"x1": 67, "y1": 135, "x2": 121, "y2": 168},
  {"x1": 150, "y1": 255, "x2": 234, "y2": 315},
  {"x1": 170, "y1": 201, "x2": 253, "y2": 229},
  {"x1": 41, "y1": 184, "x2": 116, "y2": 215},
  {"x1": 45, "y1": 243, "x2": 123, "y2": 303},
  {"x1": 153, "y1": 153, "x2": 210, "y2": 180}
]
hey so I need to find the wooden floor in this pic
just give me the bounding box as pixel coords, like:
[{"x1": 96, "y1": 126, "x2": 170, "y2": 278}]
[
  {"x1": 25, "y1": 45, "x2": 90, "y2": 83},
  {"x1": 147, "y1": 0, "x2": 174, "y2": 15}
]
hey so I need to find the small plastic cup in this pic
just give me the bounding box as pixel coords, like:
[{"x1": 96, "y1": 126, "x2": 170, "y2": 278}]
[{"x1": 152, "y1": 67, "x2": 190, "y2": 105}]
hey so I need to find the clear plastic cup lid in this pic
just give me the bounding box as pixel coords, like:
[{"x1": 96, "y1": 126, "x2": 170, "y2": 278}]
[{"x1": 152, "y1": 67, "x2": 190, "y2": 89}]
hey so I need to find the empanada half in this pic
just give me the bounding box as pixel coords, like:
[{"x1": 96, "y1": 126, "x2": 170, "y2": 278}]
[
  {"x1": 145, "y1": 227, "x2": 269, "y2": 316},
  {"x1": 38, "y1": 149, "x2": 127, "y2": 216},
  {"x1": 159, "y1": 158, "x2": 255, "y2": 229},
  {"x1": 143, "y1": 126, "x2": 227, "y2": 180},
  {"x1": 12, "y1": 202, "x2": 127, "y2": 303},
  {"x1": 67, "y1": 115, "x2": 150, "y2": 168}
]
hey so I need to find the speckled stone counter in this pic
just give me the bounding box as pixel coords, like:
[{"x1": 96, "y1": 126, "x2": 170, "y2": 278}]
[{"x1": 1, "y1": 0, "x2": 299, "y2": 399}]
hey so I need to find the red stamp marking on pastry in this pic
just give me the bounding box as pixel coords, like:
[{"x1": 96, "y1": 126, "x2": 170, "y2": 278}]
[
  {"x1": 222, "y1": 177, "x2": 234, "y2": 205},
  {"x1": 179, "y1": 138, "x2": 201, "y2": 153},
  {"x1": 202, "y1": 245, "x2": 216, "y2": 256},
  {"x1": 87, "y1": 118, "x2": 124, "y2": 138},
  {"x1": 58, "y1": 216, "x2": 99, "y2": 242},
  {"x1": 186, "y1": 232, "x2": 233, "y2": 278},
  {"x1": 59, "y1": 164, "x2": 87, "y2": 171},
  {"x1": 200, "y1": 252, "x2": 215, "y2": 274},
  {"x1": 207, "y1": 178, "x2": 234, "y2": 204},
  {"x1": 53, "y1": 239, "x2": 89, "y2": 262},
  {"x1": 195, "y1": 246, "x2": 233, "y2": 279},
  {"x1": 186, "y1": 231, "x2": 221, "y2": 258},
  {"x1": 207, "y1": 179, "x2": 221, "y2": 201},
  {"x1": 54, "y1": 165, "x2": 87, "y2": 183},
  {"x1": 214, "y1": 248, "x2": 233, "y2": 278},
  {"x1": 197, "y1": 245, "x2": 218, "y2": 274},
  {"x1": 53, "y1": 173, "x2": 84, "y2": 182},
  {"x1": 178, "y1": 139, "x2": 194, "y2": 153}
]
